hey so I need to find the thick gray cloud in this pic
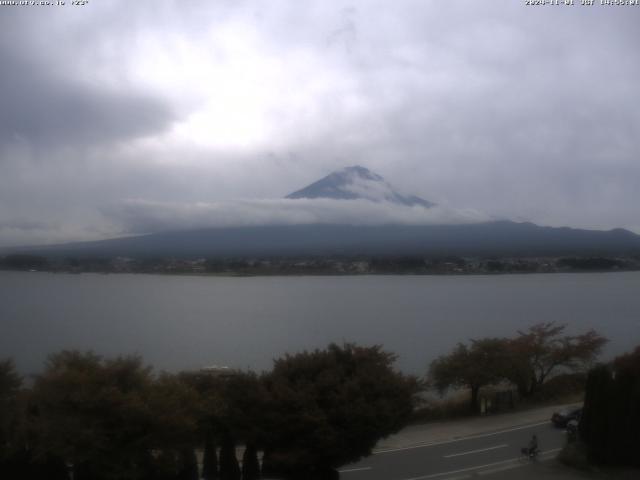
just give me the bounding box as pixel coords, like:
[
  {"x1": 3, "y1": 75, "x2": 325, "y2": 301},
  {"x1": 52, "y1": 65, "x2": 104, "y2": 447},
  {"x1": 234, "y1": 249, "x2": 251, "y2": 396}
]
[
  {"x1": 106, "y1": 198, "x2": 489, "y2": 234},
  {"x1": 0, "y1": 9, "x2": 175, "y2": 151},
  {"x1": 0, "y1": 51, "x2": 173, "y2": 149},
  {"x1": 0, "y1": 0, "x2": 639, "y2": 246}
]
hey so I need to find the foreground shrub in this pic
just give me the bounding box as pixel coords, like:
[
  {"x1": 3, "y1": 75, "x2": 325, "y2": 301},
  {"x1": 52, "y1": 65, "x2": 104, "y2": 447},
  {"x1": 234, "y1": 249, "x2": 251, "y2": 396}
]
[
  {"x1": 580, "y1": 346, "x2": 640, "y2": 467},
  {"x1": 261, "y1": 343, "x2": 419, "y2": 477},
  {"x1": 558, "y1": 441, "x2": 590, "y2": 470}
]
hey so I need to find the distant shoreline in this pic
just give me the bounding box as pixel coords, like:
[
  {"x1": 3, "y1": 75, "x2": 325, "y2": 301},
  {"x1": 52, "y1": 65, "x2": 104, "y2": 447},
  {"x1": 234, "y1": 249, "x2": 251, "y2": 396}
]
[{"x1": 2, "y1": 265, "x2": 639, "y2": 278}]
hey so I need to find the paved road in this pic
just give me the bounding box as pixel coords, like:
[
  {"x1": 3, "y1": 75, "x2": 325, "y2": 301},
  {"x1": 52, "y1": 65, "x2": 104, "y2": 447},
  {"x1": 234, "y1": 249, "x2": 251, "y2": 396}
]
[{"x1": 339, "y1": 421, "x2": 566, "y2": 480}]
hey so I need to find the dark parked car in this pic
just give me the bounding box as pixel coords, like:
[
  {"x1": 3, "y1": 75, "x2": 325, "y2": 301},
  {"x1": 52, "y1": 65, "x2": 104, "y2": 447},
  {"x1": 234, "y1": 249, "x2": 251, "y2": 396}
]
[
  {"x1": 566, "y1": 419, "x2": 579, "y2": 435},
  {"x1": 551, "y1": 406, "x2": 582, "y2": 427}
]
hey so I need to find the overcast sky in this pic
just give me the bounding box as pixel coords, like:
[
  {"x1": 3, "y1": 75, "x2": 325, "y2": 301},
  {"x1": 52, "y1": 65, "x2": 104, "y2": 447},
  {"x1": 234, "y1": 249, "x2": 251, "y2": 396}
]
[{"x1": 1, "y1": 0, "x2": 639, "y2": 246}]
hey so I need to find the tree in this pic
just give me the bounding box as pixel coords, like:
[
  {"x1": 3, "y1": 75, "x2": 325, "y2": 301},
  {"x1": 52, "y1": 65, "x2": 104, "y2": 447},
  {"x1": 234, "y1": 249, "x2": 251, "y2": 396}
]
[
  {"x1": 0, "y1": 359, "x2": 21, "y2": 447},
  {"x1": 0, "y1": 254, "x2": 47, "y2": 270},
  {"x1": 580, "y1": 364, "x2": 615, "y2": 464},
  {"x1": 218, "y1": 431, "x2": 240, "y2": 480},
  {"x1": 214, "y1": 372, "x2": 268, "y2": 447},
  {"x1": 201, "y1": 432, "x2": 218, "y2": 480},
  {"x1": 31, "y1": 351, "x2": 156, "y2": 480},
  {"x1": 580, "y1": 345, "x2": 640, "y2": 467},
  {"x1": 241, "y1": 443, "x2": 260, "y2": 480},
  {"x1": 0, "y1": 359, "x2": 23, "y2": 477},
  {"x1": 31, "y1": 351, "x2": 200, "y2": 480},
  {"x1": 177, "y1": 448, "x2": 199, "y2": 480},
  {"x1": 506, "y1": 322, "x2": 607, "y2": 397},
  {"x1": 179, "y1": 370, "x2": 266, "y2": 480},
  {"x1": 428, "y1": 338, "x2": 510, "y2": 413},
  {"x1": 260, "y1": 343, "x2": 419, "y2": 478},
  {"x1": 146, "y1": 373, "x2": 200, "y2": 453}
]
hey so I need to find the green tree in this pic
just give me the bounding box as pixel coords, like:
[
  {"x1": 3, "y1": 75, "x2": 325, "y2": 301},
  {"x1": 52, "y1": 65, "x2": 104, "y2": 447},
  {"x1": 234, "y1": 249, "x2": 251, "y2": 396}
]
[
  {"x1": 428, "y1": 338, "x2": 510, "y2": 413},
  {"x1": 32, "y1": 351, "x2": 155, "y2": 480},
  {"x1": 219, "y1": 431, "x2": 240, "y2": 480},
  {"x1": 31, "y1": 351, "x2": 200, "y2": 480},
  {"x1": 506, "y1": 322, "x2": 607, "y2": 397},
  {"x1": 201, "y1": 432, "x2": 218, "y2": 480},
  {"x1": 146, "y1": 373, "x2": 200, "y2": 454},
  {"x1": 177, "y1": 448, "x2": 199, "y2": 480},
  {"x1": 0, "y1": 359, "x2": 24, "y2": 477},
  {"x1": 580, "y1": 346, "x2": 640, "y2": 466},
  {"x1": 0, "y1": 359, "x2": 21, "y2": 447},
  {"x1": 241, "y1": 443, "x2": 260, "y2": 480},
  {"x1": 180, "y1": 370, "x2": 262, "y2": 480},
  {"x1": 1, "y1": 254, "x2": 48, "y2": 270},
  {"x1": 261, "y1": 343, "x2": 418, "y2": 478},
  {"x1": 580, "y1": 364, "x2": 615, "y2": 464},
  {"x1": 179, "y1": 370, "x2": 266, "y2": 480}
]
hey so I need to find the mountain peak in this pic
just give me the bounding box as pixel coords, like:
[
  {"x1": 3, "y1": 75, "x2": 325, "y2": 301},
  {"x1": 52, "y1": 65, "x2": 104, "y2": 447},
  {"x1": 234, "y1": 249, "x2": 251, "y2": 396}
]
[
  {"x1": 339, "y1": 165, "x2": 382, "y2": 180},
  {"x1": 286, "y1": 166, "x2": 435, "y2": 208}
]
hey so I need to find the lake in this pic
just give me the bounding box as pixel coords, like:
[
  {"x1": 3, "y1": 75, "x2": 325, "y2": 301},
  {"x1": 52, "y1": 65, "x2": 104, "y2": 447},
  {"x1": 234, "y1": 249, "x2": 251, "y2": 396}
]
[{"x1": 1, "y1": 271, "x2": 639, "y2": 375}]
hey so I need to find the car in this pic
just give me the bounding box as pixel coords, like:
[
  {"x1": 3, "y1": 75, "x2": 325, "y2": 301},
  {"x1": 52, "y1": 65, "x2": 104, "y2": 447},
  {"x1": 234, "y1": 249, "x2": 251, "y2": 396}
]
[{"x1": 551, "y1": 406, "x2": 582, "y2": 427}]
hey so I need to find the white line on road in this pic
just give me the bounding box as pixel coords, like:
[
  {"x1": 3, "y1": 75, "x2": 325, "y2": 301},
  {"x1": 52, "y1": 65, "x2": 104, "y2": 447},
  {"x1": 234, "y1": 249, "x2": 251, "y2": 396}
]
[
  {"x1": 477, "y1": 463, "x2": 523, "y2": 475},
  {"x1": 399, "y1": 448, "x2": 562, "y2": 480},
  {"x1": 338, "y1": 466, "x2": 372, "y2": 473},
  {"x1": 443, "y1": 444, "x2": 508, "y2": 458},
  {"x1": 375, "y1": 420, "x2": 550, "y2": 454}
]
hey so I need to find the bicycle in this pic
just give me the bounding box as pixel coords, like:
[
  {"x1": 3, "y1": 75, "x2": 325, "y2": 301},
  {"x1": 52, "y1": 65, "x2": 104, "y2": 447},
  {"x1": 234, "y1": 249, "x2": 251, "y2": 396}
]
[{"x1": 520, "y1": 446, "x2": 539, "y2": 461}]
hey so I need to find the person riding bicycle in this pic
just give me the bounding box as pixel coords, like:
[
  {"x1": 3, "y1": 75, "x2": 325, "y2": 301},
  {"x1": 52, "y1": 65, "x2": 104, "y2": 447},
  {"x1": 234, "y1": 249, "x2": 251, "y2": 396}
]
[{"x1": 528, "y1": 434, "x2": 539, "y2": 456}]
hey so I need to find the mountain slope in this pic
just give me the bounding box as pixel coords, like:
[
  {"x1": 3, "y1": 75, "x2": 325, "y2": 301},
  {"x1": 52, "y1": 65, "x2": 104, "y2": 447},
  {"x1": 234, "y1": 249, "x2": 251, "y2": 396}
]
[
  {"x1": 18, "y1": 222, "x2": 640, "y2": 259},
  {"x1": 5, "y1": 166, "x2": 640, "y2": 259},
  {"x1": 286, "y1": 166, "x2": 435, "y2": 207}
]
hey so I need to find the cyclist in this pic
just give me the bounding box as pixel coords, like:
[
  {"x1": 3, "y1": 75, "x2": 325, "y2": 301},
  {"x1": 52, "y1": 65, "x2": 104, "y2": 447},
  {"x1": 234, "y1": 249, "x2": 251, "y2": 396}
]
[{"x1": 528, "y1": 434, "x2": 539, "y2": 457}]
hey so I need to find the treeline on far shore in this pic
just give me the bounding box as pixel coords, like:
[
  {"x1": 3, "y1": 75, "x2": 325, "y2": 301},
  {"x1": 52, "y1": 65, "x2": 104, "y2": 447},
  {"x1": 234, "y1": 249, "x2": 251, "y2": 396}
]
[{"x1": 2, "y1": 253, "x2": 640, "y2": 275}]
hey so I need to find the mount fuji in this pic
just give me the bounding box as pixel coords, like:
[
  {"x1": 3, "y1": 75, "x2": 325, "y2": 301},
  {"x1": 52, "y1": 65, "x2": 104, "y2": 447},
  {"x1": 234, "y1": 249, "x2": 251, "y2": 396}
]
[
  {"x1": 5, "y1": 166, "x2": 640, "y2": 259},
  {"x1": 286, "y1": 166, "x2": 435, "y2": 208}
]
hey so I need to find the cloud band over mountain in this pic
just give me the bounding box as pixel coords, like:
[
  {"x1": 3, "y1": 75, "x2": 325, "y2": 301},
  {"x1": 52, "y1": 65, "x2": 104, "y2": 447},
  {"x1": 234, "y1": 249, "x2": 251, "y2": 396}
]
[
  {"x1": 106, "y1": 198, "x2": 490, "y2": 235},
  {"x1": 1, "y1": 2, "x2": 639, "y2": 246}
]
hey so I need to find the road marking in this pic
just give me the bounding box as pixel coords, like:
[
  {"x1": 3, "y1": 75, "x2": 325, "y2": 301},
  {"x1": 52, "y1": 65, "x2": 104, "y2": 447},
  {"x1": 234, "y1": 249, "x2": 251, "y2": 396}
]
[
  {"x1": 339, "y1": 466, "x2": 372, "y2": 473},
  {"x1": 477, "y1": 463, "x2": 522, "y2": 475},
  {"x1": 375, "y1": 420, "x2": 550, "y2": 454},
  {"x1": 399, "y1": 448, "x2": 562, "y2": 480},
  {"x1": 443, "y1": 444, "x2": 508, "y2": 458}
]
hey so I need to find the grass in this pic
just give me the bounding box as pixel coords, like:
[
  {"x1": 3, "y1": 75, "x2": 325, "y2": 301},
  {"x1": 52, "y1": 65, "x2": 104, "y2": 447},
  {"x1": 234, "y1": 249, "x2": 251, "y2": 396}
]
[
  {"x1": 409, "y1": 373, "x2": 586, "y2": 425},
  {"x1": 558, "y1": 440, "x2": 591, "y2": 471}
]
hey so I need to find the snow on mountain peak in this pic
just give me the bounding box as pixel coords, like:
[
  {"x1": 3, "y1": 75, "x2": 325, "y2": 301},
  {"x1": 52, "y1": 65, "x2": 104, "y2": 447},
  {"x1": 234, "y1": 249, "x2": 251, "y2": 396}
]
[{"x1": 286, "y1": 166, "x2": 435, "y2": 208}]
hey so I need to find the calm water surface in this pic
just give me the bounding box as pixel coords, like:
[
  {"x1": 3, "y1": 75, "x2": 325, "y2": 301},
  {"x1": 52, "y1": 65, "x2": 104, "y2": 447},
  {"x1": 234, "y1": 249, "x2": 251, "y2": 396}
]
[{"x1": 1, "y1": 271, "x2": 639, "y2": 375}]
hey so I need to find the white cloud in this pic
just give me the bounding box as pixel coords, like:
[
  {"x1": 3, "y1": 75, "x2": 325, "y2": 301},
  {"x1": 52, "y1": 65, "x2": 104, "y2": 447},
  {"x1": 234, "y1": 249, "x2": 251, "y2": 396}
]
[
  {"x1": 108, "y1": 198, "x2": 490, "y2": 234},
  {"x1": 1, "y1": 0, "x2": 639, "y2": 246}
]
